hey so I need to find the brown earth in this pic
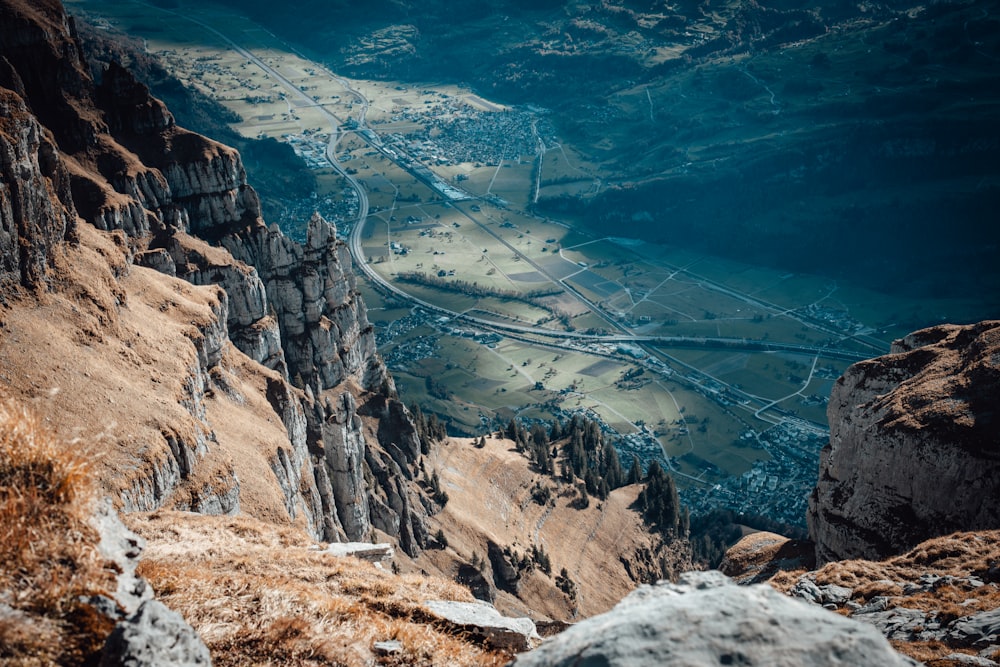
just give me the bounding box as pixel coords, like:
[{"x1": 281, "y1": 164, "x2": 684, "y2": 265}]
[
  {"x1": 0, "y1": 224, "x2": 297, "y2": 521},
  {"x1": 410, "y1": 434, "x2": 694, "y2": 621}
]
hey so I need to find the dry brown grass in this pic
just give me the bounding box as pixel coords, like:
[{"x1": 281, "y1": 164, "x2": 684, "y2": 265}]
[
  {"x1": 418, "y1": 434, "x2": 689, "y2": 621},
  {"x1": 769, "y1": 531, "x2": 1000, "y2": 665},
  {"x1": 0, "y1": 394, "x2": 116, "y2": 665},
  {"x1": 771, "y1": 531, "x2": 1000, "y2": 601},
  {"x1": 128, "y1": 511, "x2": 511, "y2": 667}
]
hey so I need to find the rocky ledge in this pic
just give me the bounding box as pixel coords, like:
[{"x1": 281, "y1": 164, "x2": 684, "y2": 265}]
[{"x1": 809, "y1": 320, "x2": 1000, "y2": 565}]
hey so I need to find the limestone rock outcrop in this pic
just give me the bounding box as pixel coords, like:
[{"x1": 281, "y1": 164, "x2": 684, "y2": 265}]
[
  {"x1": 0, "y1": 87, "x2": 77, "y2": 290},
  {"x1": 217, "y1": 212, "x2": 385, "y2": 392},
  {"x1": 90, "y1": 501, "x2": 212, "y2": 667},
  {"x1": 0, "y1": 0, "x2": 428, "y2": 557},
  {"x1": 422, "y1": 600, "x2": 540, "y2": 652},
  {"x1": 765, "y1": 530, "x2": 1000, "y2": 665},
  {"x1": 511, "y1": 571, "x2": 917, "y2": 667},
  {"x1": 809, "y1": 320, "x2": 1000, "y2": 564},
  {"x1": 100, "y1": 600, "x2": 212, "y2": 667}
]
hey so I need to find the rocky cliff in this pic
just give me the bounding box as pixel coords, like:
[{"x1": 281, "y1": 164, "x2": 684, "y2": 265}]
[
  {"x1": 808, "y1": 320, "x2": 1000, "y2": 565},
  {"x1": 0, "y1": 86, "x2": 77, "y2": 290},
  {"x1": 0, "y1": 0, "x2": 427, "y2": 554}
]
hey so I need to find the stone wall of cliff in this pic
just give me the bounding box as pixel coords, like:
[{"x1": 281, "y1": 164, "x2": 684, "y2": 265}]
[
  {"x1": 0, "y1": 0, "x2": 427, "y2": 554},
  {"x1": 0, "y1": 87, "x2": 77, "y2": 290},
  {"x1": 808, "y1": 320, "x2": 1000, "y2": 565}
]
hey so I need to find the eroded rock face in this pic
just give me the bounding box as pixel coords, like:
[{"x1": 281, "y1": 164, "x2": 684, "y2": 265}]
[
  {"x1": 0, "y1": 0, "x2": 428, "y2": 556},
  {"x1": 220, "y1": 213, "x2": 385, "y2": 393},
  {"x1": 100, "y1": 600, "x2": 211, "y2": 667},
  {"x1": 809, "y1": 320, "x2": 1000, "y2": 564},
  {"x1": 511, "y1": 571, "x2": 917, "y2": 667},
  {"x1": 0, "y1": 87, "x2": 77, "y2": 290}
]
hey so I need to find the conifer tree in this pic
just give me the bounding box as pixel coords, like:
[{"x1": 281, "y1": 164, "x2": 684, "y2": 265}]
[{"x1": 628, "y1": 453, "x2": 643, "y2": 485}]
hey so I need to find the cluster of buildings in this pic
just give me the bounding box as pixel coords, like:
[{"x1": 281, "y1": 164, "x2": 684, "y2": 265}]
[
  {"x1": 374, "y1": 103, "x2": 548, "y2": 166},
  {"x1": 680, "y1": 422, "x2": 828, "y2": 528},
  {"x1": 375, "y1": 308, "x2": 449, "y2": 373},
  {"x1": 800, "y1": 302, "x2": 871, "y2": 335},
  {"x1": 284, "y1": 130, "x2": 331, "y2": 169}
]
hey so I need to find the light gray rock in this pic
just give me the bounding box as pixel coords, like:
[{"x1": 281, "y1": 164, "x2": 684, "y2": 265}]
[
  {"x1": 321, "y1": 542, "x2": 395, "y2": 562},
  {"x1": 373, "y1": 640, "x2": 402, "y2": 656},
  {"x1": 220, "y1": 213, "x2": 385, "y2": 393},
  {"x1": 423, "y1": 600, "x2": 539, "y2": 652},
  {"x1": 850, "y1": 607, "x2": 938, "y2": 642},
  {"x1": 793, "y1": 578, "x2": 854, "y2": 607},
  {"x1": 319, "y1": 391, "x2": 371, "y2": 541},
  {"x1": 91, "y1": 499, "x2": 152, "y2": 616},
  {"x1": 136, "y1": 249, "x2": 176, "y2": 277},
  {"x1": 511, "y1": 571, "x2": 918, "y2": 667},
  {"x1": 820, "y1": 583, "x2": 855, "y2": 605},
  {"x1": 792, "y1": 578, "x2": 824, "y2": 604},
  {"x1": 950, "y1": 608, "x2": 1000, "y2": 647},
  {"x1": 854, "y1": 595, "x2": 892, "y2": 615},
  {"x1": 100, "y1": 600, "x2": 211, "y2": 667},
  {"x1": 942, "y1": 654, "x2": 998, "y2": 666}
]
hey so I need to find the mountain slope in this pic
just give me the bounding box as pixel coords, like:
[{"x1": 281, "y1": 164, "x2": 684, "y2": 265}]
[
  {"x1": 0, "y1": 0, "x2": 428, "y2": 553},
  {"x1": 413, "y1": 434, "x2": 693, "y2": 622}
]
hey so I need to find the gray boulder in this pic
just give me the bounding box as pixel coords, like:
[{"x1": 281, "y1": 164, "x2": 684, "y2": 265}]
[
  {"x1": 423, "y1": 600, "x2": 539, "y2": 652},
  {"x1": 511, "y1": 571, "x2": 918, "y2": 667},
  {"x1": 101, "y1": 600, "x2": 211, "y2": 667},
  {"x1": 941, "y1": 655, "x2": 998, "y2": 667},
  {"x1": 950, "y1": 608, "x2": 1000, "y2": 648},
  {"x1": 321, "y1": 541, "x2": 395, "y2": 562},
  {"x1": 91, "y1": 499, "x2": 152, "y2": 617}
]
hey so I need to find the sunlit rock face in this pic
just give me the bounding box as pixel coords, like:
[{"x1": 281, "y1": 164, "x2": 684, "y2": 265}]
[
  {"x1": 809, "y1": 320, "x2": 1000, "y2": 565},
  {"x1": 0, "y1": 0, "x2": 426, "y2": 555},
  {"x1": 219, "y1": 212, "x2": 386, "y2": 394}
]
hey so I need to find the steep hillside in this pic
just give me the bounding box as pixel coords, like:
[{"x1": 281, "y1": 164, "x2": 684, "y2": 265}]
[
  {"x1": 0, "y1": 0, "x2": 427, "y2": 553},
  {"x1": 0, "y1": 391, "x2": 519, "y2": 665},
  {"x1": 411, "y1": 434, "x2": 693, "y2": 622}
]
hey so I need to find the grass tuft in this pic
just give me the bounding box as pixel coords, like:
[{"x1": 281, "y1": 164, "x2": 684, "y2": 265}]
[{"x1": 0, "y1": 395, "x2": 115, "y2": 665}]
